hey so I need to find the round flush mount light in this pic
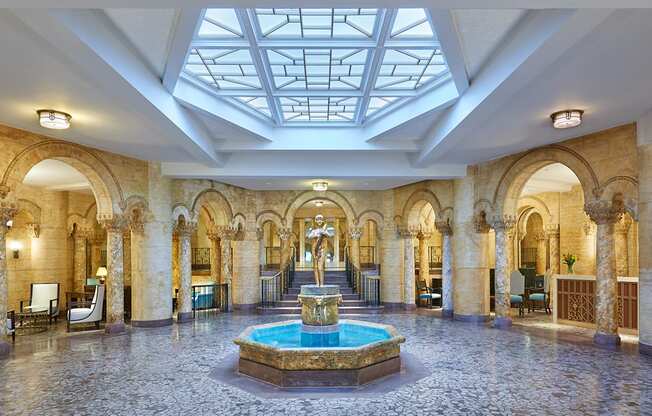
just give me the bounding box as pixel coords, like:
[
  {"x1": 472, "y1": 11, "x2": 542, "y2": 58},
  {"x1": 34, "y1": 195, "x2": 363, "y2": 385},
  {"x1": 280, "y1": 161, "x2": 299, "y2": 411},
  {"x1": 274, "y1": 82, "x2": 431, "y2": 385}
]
[
  {"x1": 315, "y1": 200, "x2": 324, "y2": 207},
  {"x1": 312, "y1": 181, "x2": 328, "y2": 192},
  {"x1": 550, "y1": 109, "x2": 583, "y2": 129},
  {"x1": 37, "y1": 109, "x2": 72, "y2": 130}
]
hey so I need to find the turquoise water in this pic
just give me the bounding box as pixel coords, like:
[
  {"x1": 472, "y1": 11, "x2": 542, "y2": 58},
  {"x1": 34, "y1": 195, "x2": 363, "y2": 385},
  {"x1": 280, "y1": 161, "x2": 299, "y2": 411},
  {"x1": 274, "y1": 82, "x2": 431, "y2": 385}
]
[{"x1": 248, "y1": 322, "x2": 391, "y2": 348}]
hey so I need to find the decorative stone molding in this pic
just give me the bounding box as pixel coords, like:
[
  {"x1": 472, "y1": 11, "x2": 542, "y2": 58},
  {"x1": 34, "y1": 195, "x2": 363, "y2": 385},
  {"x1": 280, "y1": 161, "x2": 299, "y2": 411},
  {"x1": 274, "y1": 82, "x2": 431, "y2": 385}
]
[
  {"x1": 435, "y1": 219, "x2": 453, "y2": 236},
  {"x1": 101, "y1": 215, "x2": 128, "y2": 233},
  {"x1": 174, "y1": 221, "x2": 197, "y2": 238},
  {"x1": 398, "y1": 226, "x2": 419, "y2": 239},
  {"x1": 534, "y1": 231, "x2": 547, "y2": 242},
  {"x1": 215, "y1": 225, "x2": 238, "y2": 241},
  {"x1": 545, "y1": 223, "x2": 560, "y2": 238},
  {"x1": 584, "y1": 200, "x2": 624, "y2": 225},
  {"x1": 348, "y1": 227, "x2": 363, "y2": 240},
  {"x1": 615, "y1": 215, "x2": 632, "y2": 235},
  {"x1": 583, "y1": 217, "x2": 596, "y2": 236},
  {"x1": 417, "y1": 230, "x2": 433, "y2": 240},
  {"x1": 277, "y1": 227, "x2": 292, "y2": 241},
  {"x1": 490, "y1": 215, "x2": 516, "y2": 232},
  {"x1": 0, "y1": 205, "x2": 17, "y2": 232},
  {"x1": 474, "y1": 212, "x2": 491, "y2": 234},
  {"x1": 26, "y1": 223, "x2": 40, "y2": 239}
]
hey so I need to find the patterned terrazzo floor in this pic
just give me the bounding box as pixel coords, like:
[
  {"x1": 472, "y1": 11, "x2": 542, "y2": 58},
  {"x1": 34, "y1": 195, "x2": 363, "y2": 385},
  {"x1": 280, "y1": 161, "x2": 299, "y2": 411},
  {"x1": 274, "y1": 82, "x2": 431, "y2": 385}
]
[{"x1": 1, "y1": 312, "x2": 650, "y2": 415}]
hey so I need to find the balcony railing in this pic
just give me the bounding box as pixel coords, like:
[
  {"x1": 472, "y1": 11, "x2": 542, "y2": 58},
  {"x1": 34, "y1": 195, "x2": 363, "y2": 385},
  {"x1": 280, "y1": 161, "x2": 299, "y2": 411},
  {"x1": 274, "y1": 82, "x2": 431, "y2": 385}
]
[{"x1": 191, "y1": 283, "x2": 229, "y2": 315}]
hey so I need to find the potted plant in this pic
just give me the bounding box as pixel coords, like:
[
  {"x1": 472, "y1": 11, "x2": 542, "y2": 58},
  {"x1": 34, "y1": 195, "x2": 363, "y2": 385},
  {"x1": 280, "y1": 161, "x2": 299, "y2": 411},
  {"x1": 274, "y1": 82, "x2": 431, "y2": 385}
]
[{"x1": 562, "y1": 253, "x2": 577, "y2": 274}]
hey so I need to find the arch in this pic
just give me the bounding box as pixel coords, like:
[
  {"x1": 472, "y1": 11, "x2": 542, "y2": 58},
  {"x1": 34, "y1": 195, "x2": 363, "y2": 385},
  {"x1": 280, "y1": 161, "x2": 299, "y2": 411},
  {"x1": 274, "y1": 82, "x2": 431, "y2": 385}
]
[
  {"x1": 517, "y1": 195, "x2": 553, "y2": 234},
  {"x1": 190, "y1": 188, "x2": 233, "y2": 226},
  {"x1": 284, "y1": 190, "x2": 356, "y2": 226},
  {"x1": 401, "y1": 189, "x2": 442, "y2": 228},
  {"x1": 256, "y1": 210, "x2": 284, "y2": 230},
  {"x1": 493, "y1": 145, "x2": 599, "y2": 217},
  {"x1": 171, "y1": 203, "x2": 193, "y2": 224},
  {"x1": 17, "y1": 198, "x2": 41, "y2": 225},
  {"x1": 356, "y1": 209, "x2": 384, "y2": 229},
  {"x1": 517, "y1": 206, "x2": 549, "y2": 240},
  {"x1": 0, "y1": 140, "x2": 124, "y2": 219}
]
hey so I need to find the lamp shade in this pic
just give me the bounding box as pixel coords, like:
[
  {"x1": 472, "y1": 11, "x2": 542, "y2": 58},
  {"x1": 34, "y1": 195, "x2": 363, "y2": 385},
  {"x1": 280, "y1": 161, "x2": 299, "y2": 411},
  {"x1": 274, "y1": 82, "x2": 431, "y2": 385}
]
[
  {"x1": 37, "y1": 109, "x2": 71, "y2": 130},
  {"x1": 96, "y1": 266, "x2": 108, "y2": 277}
]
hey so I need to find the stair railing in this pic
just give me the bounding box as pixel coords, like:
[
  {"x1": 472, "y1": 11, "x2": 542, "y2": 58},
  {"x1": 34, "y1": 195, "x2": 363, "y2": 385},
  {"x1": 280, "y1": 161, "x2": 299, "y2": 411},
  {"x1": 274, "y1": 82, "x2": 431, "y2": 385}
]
[{"x1": 260, "y1": 270, "x2": 282, "y2": 307}]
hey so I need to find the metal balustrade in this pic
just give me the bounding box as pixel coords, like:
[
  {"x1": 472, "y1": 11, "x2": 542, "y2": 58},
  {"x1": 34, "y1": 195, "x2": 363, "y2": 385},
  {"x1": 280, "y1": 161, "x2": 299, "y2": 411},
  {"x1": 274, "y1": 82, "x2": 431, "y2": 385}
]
[
  {"x1": 191, "y1": 283, "x2": 229, "y2": 316},
  {"x1": 260, "y1": 257, "x2": 295, "y2": 307}
]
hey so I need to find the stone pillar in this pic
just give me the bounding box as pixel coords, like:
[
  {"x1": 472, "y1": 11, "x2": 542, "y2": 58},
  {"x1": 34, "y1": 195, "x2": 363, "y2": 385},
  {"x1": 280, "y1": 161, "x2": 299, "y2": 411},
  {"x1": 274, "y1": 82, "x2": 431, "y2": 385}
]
[
  {"x1": 638, "y1": 116, "x2": 652, "y2": 354},
  {"x1": 299, "y1": 220, "x2": 306, "y2": 266},
  {"x1": 0, "y1": 205, "x2": 17, "y2": 357},
  {"x1": 546, "y1": 224, "x2": 560, "y2": 275},
  {"x1": 349, "y1": 227, "x2": 362, "y2": 269},
  {"x1": 216, "y1": 226, "x2": 237, "y2": 310},
  {"x1": 436, "y1": 220, "x2": 454, "y2": 317},
  {"x1": 586, "y1": 200, "x2": 623, "y2": 346},
  {"x1": 73, "y1": 227, "x2": 90, "y2": 291},
  {"x1": 452, "y1": 173, "x2": 490, "y2": 322},
  {"x1": 123, "y1": 230, "x2": 131, "y2": 286},
  {"x1": 399, "y1": 227, "x2": 419, "y2": 310},
  {"x1": 277, "y1": 227, "x2": 292, "y2": 271},
  {"x1": 418, "y1": 230, "x2": 432, "y2": 281},
  {"x1": 175, "y1": 220, "x2": 195, "y2": 323},
  {"x1": 536, "y1": 232, "x2": 548, "y2": 274},
  {"x1": 207, "y1": 228, "x2": 221, "y2": 283},
  {"x1": 615, "y1": 216, "x2": 631, "y2": 277},
  {"x1": 171, "y1": 233, "x2": 180, "y2": 291},
  {"x1": 491, "y1": 216, "x2": 516, "y2": 328},
  {"x1": 232, "y1": 225, "x2": 260, "y2": 309},
  {"x1": 101, "y1": 216, "x2": 127, "y2": 334},
  {"x1": 381, "y1": 222, "x2": 402, "y2": 306}
]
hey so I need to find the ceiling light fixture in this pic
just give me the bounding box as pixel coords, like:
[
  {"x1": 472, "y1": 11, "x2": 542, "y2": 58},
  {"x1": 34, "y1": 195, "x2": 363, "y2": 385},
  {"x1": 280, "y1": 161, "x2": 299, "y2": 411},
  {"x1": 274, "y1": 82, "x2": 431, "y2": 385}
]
[
  {"x1": 315, "y1": 200, "x2": 324, "y2": 207},
  {"x1": 37, "y1": 109, "x2": 72, "y2": 130},
  {"x1": 550, "y1": 109, "x2": 583, "y2": 129},
  {"x1": 312, "y1": 181, "x2": 328, "y2": 192}
]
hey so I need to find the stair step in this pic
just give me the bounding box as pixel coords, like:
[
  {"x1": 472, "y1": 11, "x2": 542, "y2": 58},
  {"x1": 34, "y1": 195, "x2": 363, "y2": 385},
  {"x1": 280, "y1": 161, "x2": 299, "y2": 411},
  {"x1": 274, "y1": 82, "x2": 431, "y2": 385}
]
[{"x1": 256, "y1": 305, "x2": 384, "y2": 315}]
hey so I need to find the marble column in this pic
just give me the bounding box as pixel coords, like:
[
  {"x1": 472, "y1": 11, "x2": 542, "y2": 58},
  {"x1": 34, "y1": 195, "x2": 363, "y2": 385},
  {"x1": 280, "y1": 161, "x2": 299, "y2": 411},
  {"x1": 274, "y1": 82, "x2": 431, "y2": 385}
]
[
  {"x1": 536, "y1": 232, "x2": 548, "y2": 274},
  {"x1": 637, "y1": 120, "x2": 652, "y2": 354},
  {"x1": 216, "y1": 226, "x2": 236, "y2": 310},
  {"x1": 0, "y1": 205, "x2": 17, "y2": 357},
  {"x1": 546, "y1": 224, "x2": 560, "y2": 275},
  {"x1": 171, "y1": 233, "x2": 180, "y2": 291},
  {"x1": 435, "y1": 220, "x2": 454, "y2": 317},
  {"x1": 418, "y1": 230, "x2": 432, "y2": 282},
  {"x1": 207, "y1": 228, "x2": 221, "y2": 283},
  {"x1": 491, "y1": 216, "x2": 516, "y2": 328},
  {"x1": 586, "y1": 200, "x2": 623, "y2": 346},
  {"x1": 73, "y1": 227, "x2": 91, "y2": 291},
  {"x1": 615, "y1": 216, "x2": 631, "y2": 277},
  {"x1": 349, "y1": 226, "x2": 362, "y2": 269},
  {"x1": 175, "y1": 220, "x2": 195, "y2": 323},
  {"x1": 101, "y1": 216, "x2": 127, "y2": 334},
  {"x1": 123, "y1": 230, "x2": 132, "y2": 286},
  {"x1": 277, "y1": 227, "x2": 292, "y2": 271},
  {"x1": 399, "y1": 227, "x2": 419, "y2": 310}
]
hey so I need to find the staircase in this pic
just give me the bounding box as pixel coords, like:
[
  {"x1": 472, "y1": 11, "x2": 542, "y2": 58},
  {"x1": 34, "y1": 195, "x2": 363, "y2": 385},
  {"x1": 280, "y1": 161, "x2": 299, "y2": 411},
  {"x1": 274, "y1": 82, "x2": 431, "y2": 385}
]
[{"x1": 257, "y1": 270, "x2": 383, "y2": 315}]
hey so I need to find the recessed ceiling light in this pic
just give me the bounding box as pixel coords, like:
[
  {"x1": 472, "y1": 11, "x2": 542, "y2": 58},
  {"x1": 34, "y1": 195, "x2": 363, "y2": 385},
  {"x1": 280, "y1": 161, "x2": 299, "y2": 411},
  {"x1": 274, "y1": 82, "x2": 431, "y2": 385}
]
[
  {"x1": 550, "y1": 109, "x2": 583, "y2": 129},
  {"x1": 312, "y1": 181, "x2": 328, "y2": 192},
  {"x1": 37, "y1": 109, "x2": 72, "y2": 130}
]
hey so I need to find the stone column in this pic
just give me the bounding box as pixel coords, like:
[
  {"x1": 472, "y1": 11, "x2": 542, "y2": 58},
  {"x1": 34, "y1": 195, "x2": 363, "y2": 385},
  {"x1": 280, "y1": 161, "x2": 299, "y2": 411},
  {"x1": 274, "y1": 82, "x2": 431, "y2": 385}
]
[
  {"x1": 123, "y1": 230, "x2": 131, "y2": 286},
  {"x1": 216, "y1": 226, "x2": 237, "y2": 310},
  {"x1": 101, "y1": 216, "x2": 127, "y2": 334},
  {"x1": 536, "y1": 232, "x2": 548, "y2": 274},
  {"x1": 73, "y1": 227, "x2": 92, "y2": 291},
  {"x1": 207, "y1": 228, "x2": 221, "y2": 283},
  {"x1": 232, "y1": 225, "x2": 260, "y2": 309},
  {"x1": 277, "y1": 227, "x2": 292, "y2": 271},
  {"x1": 349, "y1": 227, "x2": 362, "y2": 269},
  {"x1": 491, "y1": 216, "x2": 516, "y2": 328},
  {"x1": 0, "y1": 205, "x2": 17, "y2": 357},
  {"x1": 586, "y1": 200, "x2": 623, "y2": 346},
  {"x1": 638, "y1": 116, "x2": 652, "y2": 354},
  {"x1": 436, "y1": 220, "x2": 454, "y2": 317},
  {"x1": 546, "y1": 224, "x2": 560, "y2": 275},
  {"x1": 615, "y1": 216, "x2": 631, "y2": 277},
  {"x1": 171, "y1": 233, "x2": 180, "y2": 291},
  {"x1": 418, "y1": 230, "x2": 432, "y2": 282},
  {"x1": 175, "y1": 220, "x2": 195, "y2": 323},
  {"x1": 399, "y1": 227, "x2": 419, "y2": 310}
]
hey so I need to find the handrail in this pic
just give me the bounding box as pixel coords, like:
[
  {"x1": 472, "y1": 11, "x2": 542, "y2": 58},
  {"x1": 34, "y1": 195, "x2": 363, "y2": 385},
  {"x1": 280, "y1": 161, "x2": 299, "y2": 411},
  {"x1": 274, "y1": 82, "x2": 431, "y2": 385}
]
[{"x1": 191, "y1": 283, "x2": 229, "y2": 316}]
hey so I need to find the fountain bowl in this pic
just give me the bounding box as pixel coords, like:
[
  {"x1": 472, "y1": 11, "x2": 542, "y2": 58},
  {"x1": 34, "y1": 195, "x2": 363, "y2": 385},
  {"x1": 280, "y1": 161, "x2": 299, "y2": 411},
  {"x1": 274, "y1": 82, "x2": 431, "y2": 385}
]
[{"x1": 234, "y1": 319, "x2": 405, "y2": 387}]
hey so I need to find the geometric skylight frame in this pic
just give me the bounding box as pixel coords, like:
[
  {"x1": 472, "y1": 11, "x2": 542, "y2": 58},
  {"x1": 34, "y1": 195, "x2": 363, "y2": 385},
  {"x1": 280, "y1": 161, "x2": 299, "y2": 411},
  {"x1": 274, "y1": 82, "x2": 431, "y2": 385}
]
[{"x1": 182, "y1": 8, "x2": 450, "y2": 126}]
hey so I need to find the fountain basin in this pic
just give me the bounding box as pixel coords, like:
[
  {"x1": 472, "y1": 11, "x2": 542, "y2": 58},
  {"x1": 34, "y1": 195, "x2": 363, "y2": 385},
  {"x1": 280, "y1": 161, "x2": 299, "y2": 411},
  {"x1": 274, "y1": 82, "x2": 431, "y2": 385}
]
[{"x1": 234, "y1": 319, "x2": 405, "y2": 387}]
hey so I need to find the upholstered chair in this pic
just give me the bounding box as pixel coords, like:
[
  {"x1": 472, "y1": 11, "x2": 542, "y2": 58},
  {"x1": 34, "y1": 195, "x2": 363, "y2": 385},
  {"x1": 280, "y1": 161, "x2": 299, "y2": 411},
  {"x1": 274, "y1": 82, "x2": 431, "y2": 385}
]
[
  {"x1": 510, "y1": 271, "x2": 526, "y2": 317},
  {"x1": 528, "y1": 270, "x2": 552, "y2": 314},
  {"x1": 20, "y1": 283, "x2": 60, "y2": 323},
  {"x1": 66, "y1": 285, "x2": 105, "y2": 332}
]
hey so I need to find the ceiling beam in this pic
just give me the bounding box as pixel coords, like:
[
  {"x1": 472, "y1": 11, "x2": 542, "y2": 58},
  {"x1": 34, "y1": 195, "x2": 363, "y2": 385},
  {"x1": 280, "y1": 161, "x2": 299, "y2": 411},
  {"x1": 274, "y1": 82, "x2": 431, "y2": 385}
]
[
  {"x1": 427, "y1": 9, "x2": 469, "y2": 94},
  {"x1": 12, "y1": 9, "x2": 226, "y2": 167},
  {"x1": 0, "y1": 1, "x2": 647, "y2": 7},
  {"x1": 162, "y1": 8, "x2": 203, "y2": 93},
  {"x1": 414, "y1": 9, "x2": 613, "y2": 167}
]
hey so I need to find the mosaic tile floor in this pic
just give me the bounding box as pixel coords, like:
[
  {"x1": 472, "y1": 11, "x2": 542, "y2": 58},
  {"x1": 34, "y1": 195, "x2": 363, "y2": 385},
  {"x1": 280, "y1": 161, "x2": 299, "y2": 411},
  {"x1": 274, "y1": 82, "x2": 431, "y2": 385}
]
[{"x1": 1, "y1": 312, "x2": 651, "y2": 415}]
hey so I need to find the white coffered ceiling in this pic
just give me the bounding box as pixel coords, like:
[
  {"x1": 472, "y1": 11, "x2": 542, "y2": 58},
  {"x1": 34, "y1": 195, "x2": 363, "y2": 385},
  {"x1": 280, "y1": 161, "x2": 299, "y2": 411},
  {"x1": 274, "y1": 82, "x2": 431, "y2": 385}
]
[{"x1": 0, "y1": 2, "x2": 650, "y2": 190}]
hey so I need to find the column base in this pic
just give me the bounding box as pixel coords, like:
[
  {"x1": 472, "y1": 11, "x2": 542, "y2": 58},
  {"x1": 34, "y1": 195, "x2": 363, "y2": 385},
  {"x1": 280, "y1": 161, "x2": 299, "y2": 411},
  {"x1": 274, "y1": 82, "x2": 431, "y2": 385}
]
[
  {"x1": 441, "y1": 308, "x2": 454, "y2": 318},
  {"x1": 403, "y1": 304, "x2": 417, "y2": 311},
  {"x1": 493, "y1": 316, "x2": 512, "y2": 328},
  {"x1": 0, "y1": 339, "x2": 10, "y2": 359},
  {"x1": 233, "y1": 303, "x2": 258, "y2": 311},
  {"x1": 105, "y1": 322, "x2": 126, "y2": 334},
  {"x1": 594, "y1": 332, "x2": 621, "y2": 346},
  {"x1": 639, "y1": 342, "x2": 652, "y2": 355},
  {"x1": 177, "y1": 312, "x2": 194, "y2": 323},
  {"x1": 453, "y1": 313, "x2": 489, "y2": 323},
  {"x1": 131, "y1": 318, "x2": 173, "y2": 328}
]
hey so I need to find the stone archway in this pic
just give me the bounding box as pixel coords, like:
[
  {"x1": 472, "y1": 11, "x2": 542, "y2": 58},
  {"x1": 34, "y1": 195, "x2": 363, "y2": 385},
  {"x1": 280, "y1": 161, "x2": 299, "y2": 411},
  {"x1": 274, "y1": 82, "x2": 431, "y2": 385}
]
[
  {"x1": 190, "y1": 189, "x2": 234, "y2": 226},
  {"x1": 284, "y1": 191, "x2": 356, "y2": 227},
  {"x1": 400, "y1": 189, "x2": 442, "y2": 228}
]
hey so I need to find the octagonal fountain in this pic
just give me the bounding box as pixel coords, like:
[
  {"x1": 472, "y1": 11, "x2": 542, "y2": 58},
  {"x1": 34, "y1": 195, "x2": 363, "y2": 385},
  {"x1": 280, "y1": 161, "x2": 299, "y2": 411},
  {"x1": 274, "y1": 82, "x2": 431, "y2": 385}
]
[{"x1": 234, "y1": 285, "x2": 405, "y2": 387}]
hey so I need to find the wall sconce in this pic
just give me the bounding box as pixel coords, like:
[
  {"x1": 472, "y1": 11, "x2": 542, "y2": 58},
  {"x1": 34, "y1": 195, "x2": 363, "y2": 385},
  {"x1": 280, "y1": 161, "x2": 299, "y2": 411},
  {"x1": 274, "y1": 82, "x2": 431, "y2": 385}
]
[
  {"x1": 6, "y1": 220, "x2": 12, "y2": 230},
  {"x1": 9, "y1": 240, "x2": 22, "y2": 259}
]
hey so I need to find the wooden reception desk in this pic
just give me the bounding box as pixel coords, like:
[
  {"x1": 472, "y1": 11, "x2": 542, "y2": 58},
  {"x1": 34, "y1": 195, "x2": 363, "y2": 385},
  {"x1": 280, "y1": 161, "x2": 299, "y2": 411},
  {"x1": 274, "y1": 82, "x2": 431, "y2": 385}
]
[{"x1": 551, "y1": 274, "x2": 639, "y2": 334}]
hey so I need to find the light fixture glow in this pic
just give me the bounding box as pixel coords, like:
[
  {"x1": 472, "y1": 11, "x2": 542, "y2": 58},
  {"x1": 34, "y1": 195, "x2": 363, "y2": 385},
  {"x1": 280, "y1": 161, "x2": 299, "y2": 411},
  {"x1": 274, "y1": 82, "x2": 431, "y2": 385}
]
[
  {"x1": 37, "y1": 109, "x2": 72, "y2": 130},
  {"x1": 9, "y1": 240, "x2": 21, "y2": 259},
  {"x1": 315, "y1": 200, "x2": 324, "y2": 207},
  {"x1": 551, "y1": 109, "x2": 583, "y2": 129},
  {"x1": 312, "y1": 181, "x2": 328, "y2": 192}
]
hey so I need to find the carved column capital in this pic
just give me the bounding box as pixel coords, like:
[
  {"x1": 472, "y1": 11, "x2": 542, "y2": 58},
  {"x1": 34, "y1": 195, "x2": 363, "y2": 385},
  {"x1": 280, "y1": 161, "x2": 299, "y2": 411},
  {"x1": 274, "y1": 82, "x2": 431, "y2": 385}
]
[
  {"x1": 490, "y1": 215, "x2": 516, "y2": 232},
  {"x1": 73, "y1": 226, "x2": 94, "y2": 240},
  {"x1": 277, "y1": 227, "x2": 293, "y2": 241},
  {"x1": 474, "y1": 212, "x2": 491, "y2": 234},
  {"x1": 417, "y1": 230, "x2": 433, "y2": 240},
  {"x1": 348, "y1": 226, "x2": 363, "y2": 240},
  {"x1": 215, "y1": 225, "x2": 238, "y2": 241},
  {"x1": 545, "y1": 223, "x2": 560, "y2": 238},
  {"x1": 435, "y1": 219, "x2": 453, "y2": 236},
  {"x1": 398, "y1": 226, "x2": 419, "y2": 239},
  {"x1": 584, "y1": 200, "x2": 623, "y2": 225},
  {"x1": 26, "y1": 223, "x2": 40, "y2": 239},
  {"x1": 534, "y1": 231, "x2": 548, "y2": 242},
  {"x1": 0, "y1": 204, "x2": 17, "y2": 233},
  {"x1": 174, "y1": 221, "x2": 197, "y2": 238},
  {"x1": 100, "y1": 215, "x2": 128, "y2": 234}
]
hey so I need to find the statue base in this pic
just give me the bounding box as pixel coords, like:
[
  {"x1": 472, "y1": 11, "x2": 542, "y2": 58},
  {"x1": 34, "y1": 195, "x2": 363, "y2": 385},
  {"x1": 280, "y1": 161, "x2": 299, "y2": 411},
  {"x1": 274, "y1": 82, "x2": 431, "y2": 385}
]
[{"x1": 297, "y1": 285, "x2": 342, "y2": 326}]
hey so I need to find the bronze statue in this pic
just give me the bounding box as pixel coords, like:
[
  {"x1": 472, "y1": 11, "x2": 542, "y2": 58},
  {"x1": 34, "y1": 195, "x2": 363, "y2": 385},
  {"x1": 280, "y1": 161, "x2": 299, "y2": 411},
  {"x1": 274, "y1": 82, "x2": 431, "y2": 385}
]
[{"x1": 308, "y1": 214, "x2": 334, "y2": 286}]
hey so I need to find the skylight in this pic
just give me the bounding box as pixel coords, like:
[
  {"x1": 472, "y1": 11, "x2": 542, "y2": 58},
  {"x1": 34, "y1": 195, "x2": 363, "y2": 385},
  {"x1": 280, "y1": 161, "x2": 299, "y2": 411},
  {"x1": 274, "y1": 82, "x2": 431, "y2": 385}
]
[{"x1": 181, "y1": 8, "x2": 450, "y2": 126}]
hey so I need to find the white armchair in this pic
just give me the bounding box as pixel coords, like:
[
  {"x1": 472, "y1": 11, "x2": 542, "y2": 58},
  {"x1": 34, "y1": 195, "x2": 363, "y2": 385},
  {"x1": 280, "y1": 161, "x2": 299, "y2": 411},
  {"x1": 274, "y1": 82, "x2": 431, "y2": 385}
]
[
  {"x1": 66, "y1": 285, "x2": 105, "y2": 332},
  {"x1": 20, "y1": 283, "x2": 59, "y2": 323},
  {"x1": 6, "y1": 310, "x2": 15, "y2": 342}
]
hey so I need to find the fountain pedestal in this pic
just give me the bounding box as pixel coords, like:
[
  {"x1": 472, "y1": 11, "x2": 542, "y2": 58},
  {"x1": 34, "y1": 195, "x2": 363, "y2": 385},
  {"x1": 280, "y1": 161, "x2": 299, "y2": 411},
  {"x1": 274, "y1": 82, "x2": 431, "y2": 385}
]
[{"x1": 297, "y1": 285, "x2": 342, "y2": 328}]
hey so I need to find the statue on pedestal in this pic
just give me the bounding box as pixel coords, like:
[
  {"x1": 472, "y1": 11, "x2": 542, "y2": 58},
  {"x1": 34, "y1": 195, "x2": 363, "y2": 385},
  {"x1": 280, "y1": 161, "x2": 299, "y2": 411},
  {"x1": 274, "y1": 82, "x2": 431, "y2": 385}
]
[{"x1": 308, "y1": 214, "x2": 334, "y2": 286}]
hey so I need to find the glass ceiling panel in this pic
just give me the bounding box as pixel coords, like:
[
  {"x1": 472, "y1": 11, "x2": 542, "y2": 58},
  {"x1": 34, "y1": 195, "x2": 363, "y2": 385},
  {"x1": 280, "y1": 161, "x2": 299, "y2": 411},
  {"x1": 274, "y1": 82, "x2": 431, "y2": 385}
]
[
  {"x1": 255, "y1": 9, "x2": 378, "y2": 39},
  {"x1": 182, "y1": 8, "x2": 450, "y2": 125},
  {"x1": 280, "y1": 97, "x2": 358, "y2": 122}
]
